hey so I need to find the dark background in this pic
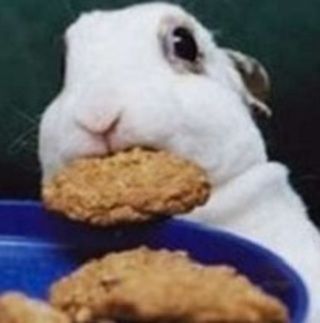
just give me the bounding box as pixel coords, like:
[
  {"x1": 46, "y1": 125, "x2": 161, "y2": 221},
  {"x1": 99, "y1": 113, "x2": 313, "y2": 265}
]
[{"x1": 0, "y1": 0, "x2": 319, "y2": 226}]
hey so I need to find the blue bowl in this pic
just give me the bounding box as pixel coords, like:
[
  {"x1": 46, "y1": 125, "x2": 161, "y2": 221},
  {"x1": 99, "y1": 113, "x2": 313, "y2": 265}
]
[{"x1": 0, "y1": 200, "x2": 308, "y2": 322}]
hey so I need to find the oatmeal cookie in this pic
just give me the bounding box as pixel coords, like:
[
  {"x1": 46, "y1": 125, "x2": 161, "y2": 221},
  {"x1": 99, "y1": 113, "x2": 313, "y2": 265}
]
[
  {"x1": 42, "y1": 148, "x2": 210, "y2": 226},
  {"x1": 0, "y1": 292, "x2": 70, "y2": 323},
  {"x1": 50, "y1": 247, "x2": 288, "y2": 323}
]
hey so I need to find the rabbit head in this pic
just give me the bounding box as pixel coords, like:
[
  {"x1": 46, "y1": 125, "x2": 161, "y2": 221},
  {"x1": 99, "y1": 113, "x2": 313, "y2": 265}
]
[{"x1": 39, "y1": 2, "x2": 270, "y2": 186}]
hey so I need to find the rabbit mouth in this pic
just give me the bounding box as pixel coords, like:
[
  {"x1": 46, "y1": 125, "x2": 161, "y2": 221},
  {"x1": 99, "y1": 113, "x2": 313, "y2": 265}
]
[
  {"x1": 81, "y1": 117, "x2": 163, "y2": 157},
  {"x1": 101, "y1": 117, "x2": 121, "y2": 153},
  {"x1": 72, "y1": 113, "x2": 176, "y2": 165}
]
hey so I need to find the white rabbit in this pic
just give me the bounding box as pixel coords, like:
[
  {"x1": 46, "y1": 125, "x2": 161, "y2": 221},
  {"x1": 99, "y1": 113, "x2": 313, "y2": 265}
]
[{"x1": 38, "y1": 3, "x2": 320, "y2": 321}]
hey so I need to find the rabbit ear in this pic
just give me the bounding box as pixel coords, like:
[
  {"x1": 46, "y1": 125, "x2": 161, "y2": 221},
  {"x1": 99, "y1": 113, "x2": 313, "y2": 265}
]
[{"x1": 225, "y1": 49, "x2": 272, "y2": 117}]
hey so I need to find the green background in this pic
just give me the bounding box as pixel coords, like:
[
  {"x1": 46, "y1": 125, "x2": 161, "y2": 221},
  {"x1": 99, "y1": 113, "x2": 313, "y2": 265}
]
[{"x1": 0, "y1": 0, "x2": 319, "y2": 225}]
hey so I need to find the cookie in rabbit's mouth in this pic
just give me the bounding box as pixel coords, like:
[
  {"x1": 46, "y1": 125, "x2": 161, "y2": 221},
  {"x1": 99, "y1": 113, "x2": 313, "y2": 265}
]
[{"x1": 42, "y1": 147, "x2": 211, "y2": 226}]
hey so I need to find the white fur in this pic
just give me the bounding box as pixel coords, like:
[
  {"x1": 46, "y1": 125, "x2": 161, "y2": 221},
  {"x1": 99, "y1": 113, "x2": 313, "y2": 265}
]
[{"x1": 38, "y1": 3, "x2": 320, "y2": 321}]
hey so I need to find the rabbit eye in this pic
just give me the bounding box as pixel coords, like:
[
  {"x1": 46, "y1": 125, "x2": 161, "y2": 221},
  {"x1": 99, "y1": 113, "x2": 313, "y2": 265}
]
[
  {"x1": 172, "y1": 27, "x2": 198, "y2": 62},
  {"x1": 161, "y1": 24, "x2": 203, "y2": 73}
]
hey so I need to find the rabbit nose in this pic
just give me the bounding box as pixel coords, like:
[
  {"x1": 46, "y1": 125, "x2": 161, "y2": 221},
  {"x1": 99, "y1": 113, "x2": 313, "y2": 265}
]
[{"x1": 74, "y1": 113, "x2": 122, "y2": 154}]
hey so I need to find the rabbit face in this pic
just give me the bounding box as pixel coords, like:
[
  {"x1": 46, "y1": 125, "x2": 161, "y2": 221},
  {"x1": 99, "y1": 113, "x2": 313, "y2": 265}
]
[{"x1": 39, "y1": 2, "x2": 267, "y2": 185}]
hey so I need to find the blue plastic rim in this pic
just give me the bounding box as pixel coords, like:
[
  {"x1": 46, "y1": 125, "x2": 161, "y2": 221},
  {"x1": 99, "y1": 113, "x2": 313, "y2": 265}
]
[{"x1": 0, "y1": 200, "x2": 309, "y2": 322}]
